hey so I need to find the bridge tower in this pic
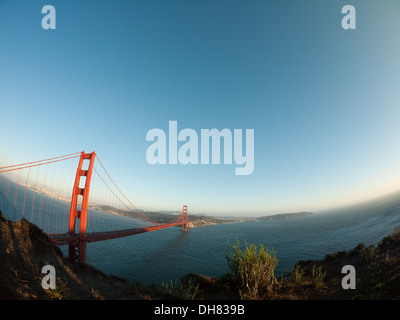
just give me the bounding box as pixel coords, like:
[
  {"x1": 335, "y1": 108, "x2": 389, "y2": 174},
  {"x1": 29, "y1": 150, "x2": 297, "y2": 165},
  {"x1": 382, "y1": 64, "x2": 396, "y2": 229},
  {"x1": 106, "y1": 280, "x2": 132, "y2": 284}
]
[
  {"x1": 182, "y1": 205, "x2": 188, "y2": 231},
  {"x1": 68, "y1": 151, "x2": 96, "y2": 263}
]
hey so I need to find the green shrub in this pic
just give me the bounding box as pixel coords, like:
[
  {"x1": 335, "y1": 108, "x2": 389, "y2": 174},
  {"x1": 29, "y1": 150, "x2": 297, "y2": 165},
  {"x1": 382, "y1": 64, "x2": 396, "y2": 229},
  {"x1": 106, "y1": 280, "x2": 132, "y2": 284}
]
[
  {"x1": 363, "y1": 244, "x2": 378, "y2": 263},
  {"x1": 179, "y1": 273, "x2": 200, "y2": 300},
  {"x1": 311, "y1": 265, "x2": 326, "y2": 287},
  {"x1": 290, "y1": 263, "x2": 305, "y2": 285},
  {"x1": 226, "y1": 239, "x2": 278, "y2": 299},
  {"x1": 161, "y1": 274, "x2": 200, "y2": 300}
]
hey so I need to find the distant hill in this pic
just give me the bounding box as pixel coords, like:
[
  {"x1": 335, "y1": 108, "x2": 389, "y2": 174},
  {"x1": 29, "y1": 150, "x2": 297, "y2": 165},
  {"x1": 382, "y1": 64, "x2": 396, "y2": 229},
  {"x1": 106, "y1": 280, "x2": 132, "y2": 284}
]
[{"x1": 254, "y1": 212, "x2": 313, "y2": 221}]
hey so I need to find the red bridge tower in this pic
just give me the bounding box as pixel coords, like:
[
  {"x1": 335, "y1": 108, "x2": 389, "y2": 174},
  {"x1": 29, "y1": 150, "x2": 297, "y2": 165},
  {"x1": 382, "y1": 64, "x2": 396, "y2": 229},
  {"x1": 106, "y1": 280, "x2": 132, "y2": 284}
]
[
  {"x1": 68, "y1": 151, "x2": 96, "y2": 263},
  {"x1": 182, "y1": 205, "x2": 188, "y2": 231}
]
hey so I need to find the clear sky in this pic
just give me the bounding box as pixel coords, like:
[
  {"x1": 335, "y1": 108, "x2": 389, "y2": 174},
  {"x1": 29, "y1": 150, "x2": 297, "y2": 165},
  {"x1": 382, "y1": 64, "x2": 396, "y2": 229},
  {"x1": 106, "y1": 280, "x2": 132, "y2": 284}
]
[{"x1": 1, "y1": 0, "x2": 400, "y2": 216}]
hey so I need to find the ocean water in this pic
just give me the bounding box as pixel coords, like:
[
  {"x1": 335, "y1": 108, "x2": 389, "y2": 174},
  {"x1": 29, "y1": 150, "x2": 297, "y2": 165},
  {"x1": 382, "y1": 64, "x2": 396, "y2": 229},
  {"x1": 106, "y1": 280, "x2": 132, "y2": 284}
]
[{"x1": 1, "y1": 176, "x2": 400, "y2": 286}]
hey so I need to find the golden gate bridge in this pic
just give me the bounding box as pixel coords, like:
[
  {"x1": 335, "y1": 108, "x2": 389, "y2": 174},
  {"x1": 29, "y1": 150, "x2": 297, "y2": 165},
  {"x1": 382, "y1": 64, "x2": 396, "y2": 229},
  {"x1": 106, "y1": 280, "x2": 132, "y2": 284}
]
[{"x1": 0, "y1": 151, "x2": 189, "y2": 263}]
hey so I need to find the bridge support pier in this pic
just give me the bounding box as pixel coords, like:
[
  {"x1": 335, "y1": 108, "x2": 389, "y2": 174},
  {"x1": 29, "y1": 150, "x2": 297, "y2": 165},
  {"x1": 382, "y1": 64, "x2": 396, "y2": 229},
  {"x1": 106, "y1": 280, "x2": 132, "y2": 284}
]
[{"x1": 68, "y1": 240, "x2": 87, "y2": 263}]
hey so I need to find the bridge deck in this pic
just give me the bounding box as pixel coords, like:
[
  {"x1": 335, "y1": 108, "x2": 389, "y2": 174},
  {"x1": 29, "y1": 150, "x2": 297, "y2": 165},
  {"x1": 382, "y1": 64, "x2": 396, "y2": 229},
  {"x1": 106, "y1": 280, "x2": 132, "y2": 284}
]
[{"x1": 47, "y1": 221, "x2": 188, "y2": 245}]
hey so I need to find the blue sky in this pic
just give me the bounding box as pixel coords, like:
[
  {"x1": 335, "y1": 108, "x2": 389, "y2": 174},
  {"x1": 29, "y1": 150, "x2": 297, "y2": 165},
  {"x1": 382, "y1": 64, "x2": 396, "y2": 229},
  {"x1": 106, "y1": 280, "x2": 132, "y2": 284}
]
[{"x1": 1, "y1": 0, "x2": 400, "y2": 216}]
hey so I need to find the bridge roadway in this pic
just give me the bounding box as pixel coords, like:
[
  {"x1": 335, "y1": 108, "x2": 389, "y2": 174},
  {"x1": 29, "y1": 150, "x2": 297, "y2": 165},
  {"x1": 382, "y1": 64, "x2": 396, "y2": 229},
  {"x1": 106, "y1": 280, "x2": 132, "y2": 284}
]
[{"x1": 47, "y1": 221, "x2": 188, "y2": 245}]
